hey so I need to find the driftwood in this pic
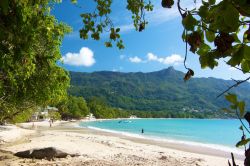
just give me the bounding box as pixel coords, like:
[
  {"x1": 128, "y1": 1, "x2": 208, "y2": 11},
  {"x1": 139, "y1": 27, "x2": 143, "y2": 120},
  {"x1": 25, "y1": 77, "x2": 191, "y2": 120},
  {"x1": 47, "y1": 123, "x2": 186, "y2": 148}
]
[{"x1": 14, "y1": 147, "x2": 79, "y2": 160}]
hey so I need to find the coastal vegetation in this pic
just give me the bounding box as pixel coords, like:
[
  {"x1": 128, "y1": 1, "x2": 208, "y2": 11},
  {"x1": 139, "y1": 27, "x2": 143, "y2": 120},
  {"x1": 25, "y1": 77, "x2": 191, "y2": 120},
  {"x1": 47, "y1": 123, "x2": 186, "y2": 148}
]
[
  {"x1": 0, "y1": 0, "x2": 70, "y2": 124},
  {"x1": 69, "y1": 67, "x2": 250, "y2": 119},
  {"x1": 56, "y1": 96, "x2": 89, "y2": 120}
]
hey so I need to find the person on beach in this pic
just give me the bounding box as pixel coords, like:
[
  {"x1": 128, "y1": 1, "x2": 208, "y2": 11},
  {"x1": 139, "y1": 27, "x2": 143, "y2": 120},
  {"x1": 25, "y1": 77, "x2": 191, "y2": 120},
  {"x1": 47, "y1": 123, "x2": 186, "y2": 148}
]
[
  {"x1": 49, "y1": 119, "x2": 52, "y2": 127},
  {"x1": 141, "y1": 128, "x2": 144, "y2": 134}
]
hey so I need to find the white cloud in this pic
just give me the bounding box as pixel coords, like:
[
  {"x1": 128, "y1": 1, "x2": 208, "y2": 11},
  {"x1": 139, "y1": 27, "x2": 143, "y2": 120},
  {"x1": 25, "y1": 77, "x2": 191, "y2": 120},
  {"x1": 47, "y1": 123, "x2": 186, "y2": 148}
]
[
  {"x1": 147, "y1": 53, "x2": 183, "y2": 65},
  {"x1": 62, "y1": 47, "x2": 95, "y2": 67},
  {"x1": 129, "y1": 56, "x2": 142, "y2": 63},
  {"x1": 163, "y1": 54, "x2": 184, "y2": 65},
  {"x1": 147, "y1": 53, "x2": 158, "y2": 61},
  {"x1": 127, "y1": 53, "x2": 183, "y2": 65}
]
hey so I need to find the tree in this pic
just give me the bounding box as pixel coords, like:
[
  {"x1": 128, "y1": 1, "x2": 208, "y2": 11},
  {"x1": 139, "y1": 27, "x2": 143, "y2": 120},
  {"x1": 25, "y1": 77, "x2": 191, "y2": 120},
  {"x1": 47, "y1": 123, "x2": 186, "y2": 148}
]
[
  {"x1": 87, "y1": 97, "x2": 130, "y2": 118},
  {"x1": 88, "y1": 97, "x2": 111, "y2": 118},
  {"x1": 57, "y1": 96, "x2": 89, "y2": 119},
  {"x1": 0, "y1": 1, "x2": 70, "y2": 123}
]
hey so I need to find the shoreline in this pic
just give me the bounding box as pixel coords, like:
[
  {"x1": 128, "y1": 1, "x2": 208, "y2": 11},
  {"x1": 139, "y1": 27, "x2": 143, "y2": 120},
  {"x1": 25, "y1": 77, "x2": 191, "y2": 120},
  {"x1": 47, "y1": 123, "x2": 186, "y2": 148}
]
[
  {"x1": 76, "y1": 121, "x2": 245, "y2": 160},
  {"x1": 82, "y1": 125, "x2": 244, "y2": 159},
  {"x1": 78, "y1": 119, "x2": 245, "y2": 158},
  {"x1": 0, "y1": 120, "x2": 245, "y2": 166}
]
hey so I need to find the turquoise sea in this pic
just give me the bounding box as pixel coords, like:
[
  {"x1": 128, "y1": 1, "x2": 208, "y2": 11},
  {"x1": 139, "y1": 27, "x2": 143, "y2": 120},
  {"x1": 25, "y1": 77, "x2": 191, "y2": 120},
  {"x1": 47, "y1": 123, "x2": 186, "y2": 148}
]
[{"x1": 79, "y1": 119, "x2": 249, "y2": 154}]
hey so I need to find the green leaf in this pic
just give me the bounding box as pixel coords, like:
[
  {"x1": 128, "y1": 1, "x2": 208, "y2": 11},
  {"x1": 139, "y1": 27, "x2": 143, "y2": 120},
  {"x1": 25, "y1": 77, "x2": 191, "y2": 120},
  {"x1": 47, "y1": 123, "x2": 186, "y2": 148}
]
[
  {"x1": 225, "y1": 93, "x2": 237, "y2": 104},
  {"x1": 105, "y1": 42, "x2": 112, "y2": 47},
  {"x1": 198, "y1": 6, "x2": 208, "y2": 18},
  {"x1": 197, "y1": 43, "x2": 210, "y2": 56},
  {"x1": 202, "y1": 0, "x2": 209, "y2": 6},
  {"x1": 0, "y1": 0, "x2": 9, "y2": 15},
  {"x1": 228, "y1": 45, "x2": 244, "y2": 66},
  {"x1": 116, "y1": 28, "x2": 120, "y2": 33},
  {"x1": 205, "y1": 30, "x2": 215, "y2": 42},
  {"x1": 117, "y1": 40, "x2": 125, "y2": 49},
  {"x1": 241, "y1": 60, "x2": 250, "y2": 73},
  {"x1": 236, "y1": 138, "x2": 250, "y2": 147},
  {"x1": 199, "y1": 51, "x2": 218, "y2": 69},
  {"x1": 238, "y1": 101, "x2": 245, "y2": 117},
  {"x1": 243, "y1": 45, "x2": 250, "y2": 60},
  {"x1": 223, "y1": 3, "x2": 239, "y2": 32},
  {"x1": 230, "y1": 44, "x2": 250, "y2": 71},
  {"x1": 231, "y1": 33, "x2": 241, "y2": 43},
  {"x1": 110, "y1": 32, "x2": 116, "y2": 40},
  {"x1": 208, "y1": 0, "x2": 216, "y2": 5},
  {"x1": 71, "y1": 0, "x2": 77, "y2": 3},
  {"x1": 214, "y1": 2, "x2": 239, "y2": 32},
  {"x1": 224, "y1": 4, "x2": 239, "y2": 32},
  {"x1": 91, "y1": 32, "x2": 100, "y2": 40},
  {"x1": 182, "y1": 14, "x2": 197, "y2": 31}
]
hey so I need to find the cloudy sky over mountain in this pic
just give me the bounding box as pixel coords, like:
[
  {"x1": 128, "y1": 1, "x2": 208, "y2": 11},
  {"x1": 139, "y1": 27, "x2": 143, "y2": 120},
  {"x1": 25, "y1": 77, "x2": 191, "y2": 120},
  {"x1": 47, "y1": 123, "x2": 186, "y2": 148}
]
[{"x1": 53, "y1": 0, "x2": 249, "y2": 80}]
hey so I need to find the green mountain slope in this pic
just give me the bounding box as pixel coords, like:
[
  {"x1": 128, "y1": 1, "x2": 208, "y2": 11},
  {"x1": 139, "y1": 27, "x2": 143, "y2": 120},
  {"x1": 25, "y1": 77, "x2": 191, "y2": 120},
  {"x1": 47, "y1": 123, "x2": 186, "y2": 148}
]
[{"x1": 69, "y1": 67, "x2": 250, "y2": 114}]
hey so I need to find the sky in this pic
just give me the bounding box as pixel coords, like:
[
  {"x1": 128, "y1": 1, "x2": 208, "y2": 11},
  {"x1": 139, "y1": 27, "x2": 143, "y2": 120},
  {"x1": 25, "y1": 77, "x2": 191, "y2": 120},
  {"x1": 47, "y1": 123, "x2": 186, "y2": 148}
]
[{"x1": 52, "y1": 0, "x2": 249, "y2": 80}]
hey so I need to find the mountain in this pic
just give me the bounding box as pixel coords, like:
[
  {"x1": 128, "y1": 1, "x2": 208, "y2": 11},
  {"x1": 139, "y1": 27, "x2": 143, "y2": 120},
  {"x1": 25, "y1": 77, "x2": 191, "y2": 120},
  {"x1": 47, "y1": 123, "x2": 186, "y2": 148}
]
[{"x1": 68, "y1": 67, "x2": 250, "y2": 116}]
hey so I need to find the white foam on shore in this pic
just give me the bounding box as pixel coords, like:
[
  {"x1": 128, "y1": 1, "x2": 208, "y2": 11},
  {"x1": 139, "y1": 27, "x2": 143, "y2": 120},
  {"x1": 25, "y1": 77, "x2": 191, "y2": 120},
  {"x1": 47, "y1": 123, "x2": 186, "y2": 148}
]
[
  {"x1": 84, "y1": 126, "x2": 244, "y2": 155},
  {"x1": 87, "y1": 126, "x2": 146, "y2": 139}
]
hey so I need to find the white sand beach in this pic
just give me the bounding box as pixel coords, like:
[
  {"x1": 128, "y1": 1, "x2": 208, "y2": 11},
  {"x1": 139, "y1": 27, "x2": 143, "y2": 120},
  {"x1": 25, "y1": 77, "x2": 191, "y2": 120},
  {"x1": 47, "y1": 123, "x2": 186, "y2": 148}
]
[{"x1": 0, "y1": 121, "x2": 244, "y2": 166}]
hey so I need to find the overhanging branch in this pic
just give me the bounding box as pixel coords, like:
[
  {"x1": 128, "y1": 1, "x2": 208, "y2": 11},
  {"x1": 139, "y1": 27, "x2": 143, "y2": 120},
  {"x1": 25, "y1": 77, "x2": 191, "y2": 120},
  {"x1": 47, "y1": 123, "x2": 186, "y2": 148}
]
[
  {"x1": 217, "y1": 76, "x2": 250, "y2": 98},
  {"x1": 177, "y1": 0, "x2": 186, "y2": 18}
]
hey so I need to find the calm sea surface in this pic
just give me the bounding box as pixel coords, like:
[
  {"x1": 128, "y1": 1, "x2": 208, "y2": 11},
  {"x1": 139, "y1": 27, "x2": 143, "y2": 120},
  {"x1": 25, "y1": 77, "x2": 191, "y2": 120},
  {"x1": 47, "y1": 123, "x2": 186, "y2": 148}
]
[{"x1": 79, "y1": 119, "x2": 249, "y2": 154}]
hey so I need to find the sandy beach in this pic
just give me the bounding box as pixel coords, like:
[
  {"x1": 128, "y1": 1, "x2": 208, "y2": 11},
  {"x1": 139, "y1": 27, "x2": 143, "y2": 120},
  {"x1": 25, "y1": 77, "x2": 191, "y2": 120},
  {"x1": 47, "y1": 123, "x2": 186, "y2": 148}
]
[{"x1": 0, "y1": 120, "x2": 244, "y2": 166}]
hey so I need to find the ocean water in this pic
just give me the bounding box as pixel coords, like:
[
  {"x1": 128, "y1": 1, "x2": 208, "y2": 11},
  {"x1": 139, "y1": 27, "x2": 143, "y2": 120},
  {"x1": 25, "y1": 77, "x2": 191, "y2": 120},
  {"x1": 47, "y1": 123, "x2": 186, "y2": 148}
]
[{"x1": 79, "y1": 119, "x2": 249, "y2": 154}]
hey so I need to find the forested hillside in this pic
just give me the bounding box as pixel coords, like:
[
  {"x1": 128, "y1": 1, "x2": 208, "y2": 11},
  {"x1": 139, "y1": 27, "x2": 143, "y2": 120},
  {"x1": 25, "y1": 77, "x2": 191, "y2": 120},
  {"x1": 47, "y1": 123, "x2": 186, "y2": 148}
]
[{"x1": 69, "y1": 67, "x2": 250, "y2": 117}]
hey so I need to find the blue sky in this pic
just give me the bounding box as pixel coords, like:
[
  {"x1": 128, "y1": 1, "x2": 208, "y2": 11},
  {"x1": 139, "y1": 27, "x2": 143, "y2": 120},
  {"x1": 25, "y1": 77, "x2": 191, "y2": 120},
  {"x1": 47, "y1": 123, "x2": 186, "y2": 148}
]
[{"x1": 52, "y1": 0, "x2": 249, "y2": 80}]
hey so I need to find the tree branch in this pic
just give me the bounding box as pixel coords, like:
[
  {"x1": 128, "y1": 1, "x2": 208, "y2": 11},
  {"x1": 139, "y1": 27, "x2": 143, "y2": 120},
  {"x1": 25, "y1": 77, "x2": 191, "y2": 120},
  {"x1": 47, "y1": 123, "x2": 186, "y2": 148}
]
[
  {"x1": 184, "y1": 30, "x2": 188, "y2": 70},
  {"x1": 235, "y1": 108, "x2": 250, "y2": 134},
  {"x1": 177, "y1": 0, "x2": 186, "y2": 18},
  {"x1": 239, "y1": 20, "x2": 250, "y2": 25},
  {"x1": 217, "y1": 76, "x2": 250, "y2": 98},
  {"x1": 223, "y1": 61, "x2": 250, "y2": 73}
]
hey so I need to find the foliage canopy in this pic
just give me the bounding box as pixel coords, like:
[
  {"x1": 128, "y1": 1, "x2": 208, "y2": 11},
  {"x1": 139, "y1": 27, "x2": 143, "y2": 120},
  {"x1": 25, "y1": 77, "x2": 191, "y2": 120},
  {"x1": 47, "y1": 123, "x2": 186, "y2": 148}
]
[
  {"x1": 0, "y1": 0, "x2": 70, "y2": 123},
  {"x1": 57, "y1": 96, "x2": 89, "y2": 119}
]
